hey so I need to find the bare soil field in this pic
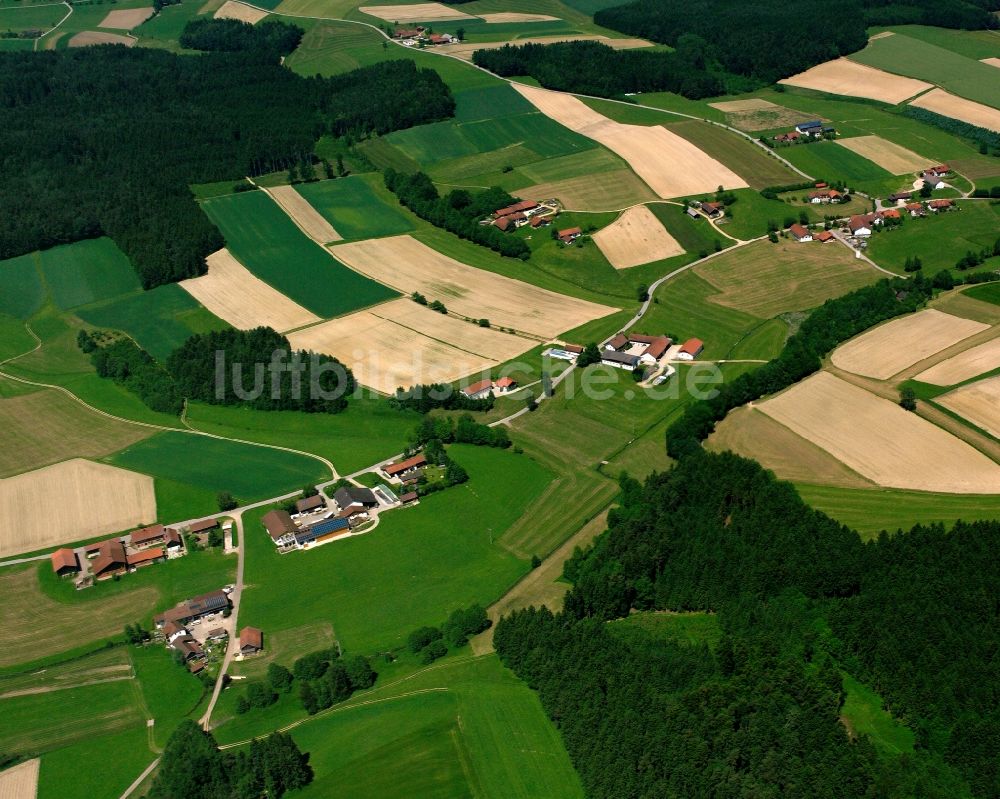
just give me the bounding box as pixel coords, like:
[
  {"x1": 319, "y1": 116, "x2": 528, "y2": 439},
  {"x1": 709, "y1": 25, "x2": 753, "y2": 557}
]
[
  {"x1": 593, "y1": 204, "x2": 683, "y2": 269},
  {"x1": 522, "y1": 169, "x2": 656, "y2": 211},
  {"x1": 982, "y1": 58, "x2": 1000, "y2": 69},
  {"x1": 835, "y1": 135, "x2": 933, "y2": 175},
  {"x1": 68, "y1": 31, "x2": 134, "y2": 47},
  {"x1": 779, "y1": 58, "x2": 932, "y2": 104},
  {"x1": 0, "y1": 565, "x2": 160, "y2": 667},
  {"x1": 0, "y1": 388, "x2": 153, "y2": 479},
  {"x1": 288, "y1": 297, "x2": 530, "y2": 393},
  {"x1": 909, "y1": 88, "x2": 1000, "y2": 133},
  {"x1": 708, "y1": 99, "x2": 820, "y2": 132},
  {"x1": 213, "y1": 0, "x2": 269, "y2": 23},
  {"x1": 180, "y1": 249, "x2": 320, "y2": 333},
  {"x1": 831, "y1": 309, "x2": 989, "y2": 379},
  {"x1": 263, "y1": 185, "x2": 341, "y2": 244},
  {"x1": 0, "y1": 459, "x2": 155, "y2": 558},
  {"x1": 938, "y1": 375, "x2": 1000, "y2": 438},
  {"x1": 98, "y1": 7, "x2": 154, "y2": 28},
  {"x1": 476, "y1": 12, "x2": 558, "y2": 22},
  {"x1": 0, "y1": 758, "x2": 39, "y2": 799},
  {"x1": 359, "y1": 2, "x2": 474, "y2": 21},
  {"x1": 707, "y1": 405, "x2": 875, "y2": 489},
  {"x1": 759, "y1": 371, "x2": 1000, "y2": 493},
  {"x1": 446, "y1": 35, "x2": 650, "y2": 60},
  {"x1": 914, "y1": 338, "x2": 1000, "y2": 385},
  {"x1": 512, "y1": 83, "x2": 747, "y2": 198},
  {"x1": 329, "y1": 235, "x2": 616, "y2": 338}
]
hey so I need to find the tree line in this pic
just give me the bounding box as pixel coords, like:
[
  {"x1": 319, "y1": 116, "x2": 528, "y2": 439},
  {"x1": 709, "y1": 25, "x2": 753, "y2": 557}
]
[
  {"x1": 408, "y1": 413, "x2": 511, "y2": 450},
  {"x1": 496, "y1": 454, "x2": 998, "y2": 798},
  {"x1": 383, "y1": 169, "x2": 531, "y2": 260},
  {"x1": 79, "y1": 331, "x2": 184, "y2": 416},
  {"x1": 179, "y1": 18, "x2": 304, "y2": 56},
  {"x1": 0, "y1": 26, "x2": 454, "y2": 289},
  {"x1": 391, "y1": 383, "x2": 495, "y2": 414}
]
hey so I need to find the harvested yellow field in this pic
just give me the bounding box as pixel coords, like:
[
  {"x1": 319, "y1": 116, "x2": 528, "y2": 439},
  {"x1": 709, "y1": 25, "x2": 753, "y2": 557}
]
[
  {"x1": 914, "y1": 337, "x2": 1000, "y2": 385},
  {"x1": 214, "y1": 0, "x2": 269, "y2": 23},
  {"x1": 760, "y1": 371, "x2": 1000, "y2": 493},
  {"x1": 0, "y1": 758, "x2": 39, "y2": 799},
  {"x1": 779, "y1": 58, "x2": 931, "y2": 104},
  {"x1": 938, "y1": 375, "x2": 1000, "y2": 438},
  {"x1": 477, "y1": 12, "x2": 558, "y2": 22},
  {"x1": 831, "y1": 309, "x2": 989, "y2": 379},
  {"x1": 694, "y1": 238, "x2": 878, "y2": 319},
  {"x1": 523, "y1": 169, "x2": 656, "y2": 211},
  {"x1": 359, "y1": 2, "x2": 473, "y2": 21},
  {"x1": 180, "y1": 249, "x2": 320, "y2": 333},
  {"x1": 835, "y1": 135, "x2": 934, "y2": 175},
  {"x1": 68, "y1": 30, "x2": 135, "y2": 46},
  {"x1": 982, "y1": 57, "x2": 1000, "y2": 69},
  {"x1": 0, "y1": 389, "x2": 153, "y2": 478},
  {"x1": 329, "y1": 235, "x2": 616, "y2": 338},
  {"x1": 98, "y1": 7, "x2": 153, "y2": 28},
  {"x1": 593, "y1": 205, "x2": 683, "y2": 269},
  {"x1": 264, "y1": 185, "x2": 341, "y2": 244},
  {"x1": 446, "y1": 35, "x2": 650, "y2": 60},
  {"x1": 288, "y1": 298, "x2": 530, "y2": 394},
  {"x1": 0, "y1": 459, "x2": 155, "y2": 558},
  {"x1": 910, "y1": 88, "x2": 1000, "y2": 133},
  {"x1": 512, "y1": 83, "x2": 747, "y2": 198}
]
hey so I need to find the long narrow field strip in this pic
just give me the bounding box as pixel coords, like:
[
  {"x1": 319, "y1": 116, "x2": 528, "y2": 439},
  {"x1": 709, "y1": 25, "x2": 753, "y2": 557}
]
[
  {"x1": 288, "y1": 298, "x2": 531, "y2": 394},
  {"x1": 834, "y1": 135, "x2": 933, "y2": 175},
  {"x1": 914, "y1": 338, "x2": 1000, "y2": 385},
  {"x1": 444, "y1": 35, "x2": 651, "y2": 61},
  {"x1": 214, "y1": 0, "x2": 268, "y2": 22},
  {"x1": 511, "y1": 83, "x2": 747, "y2": 198},
  {"x1": 759, "y1": 371, "x2": 1000, "y2": 493},
  {"x1": 179, "y1": 249, "x2": 320, "y2": 333},
  {"x1": 329, "y1": 235, "x2": 616, "y2": 338},
  {"x1": 909, "y1": 88, "x2": 1000, "y2": 133},
  {"x1": 0, "y1": 758, "x2": 39, "y2": 799},
  {"x1": 938, "y1": 375, "x2": 1000, "y2": 439},
  {"x1": 593, "y1": 205, "x2": 683, "y2": 269},
  {"x1": 359, "y1": 2, "x2": 474, "y2": 21},
  {"x1": 476, "y1": 12, "x2": 559, "y2": 22},
  {"x1": 778, "y1": 58, "x2": 932, "y2": 104},
  {"x1": 68, "y1": 31, "x2": 134, "y2": 46},
  {"x1": 263, "y1": 185, "x2": 341, "y2": 244},
  {"x1": 98, "y1": 7, "x2": 153, "y2": 28},
  {"x1": 0, "y1": 459, "x2": 155, "y2": 558},
  {"x1": 0, "y1": 388, "x2": 154, "y2": 479},
  {"x1": 523, "y1": 169, "x2": 656, "y2": 211},
  {"x1": 830, "y1": 309, "x2": 989, "y2": 379}
]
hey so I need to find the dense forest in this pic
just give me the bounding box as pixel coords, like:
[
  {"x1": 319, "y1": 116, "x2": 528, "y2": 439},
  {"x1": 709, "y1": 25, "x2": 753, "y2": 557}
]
[
  {"x1": 496, "y1": 454, "x2": 999, "y2": 797},
  {"x1": 383, "y1": 170, "x2": 531, "y2": 259},
  {"x1": 82, "y1": 333, "x2": 184, "y2": 416},
  {"x1": 0, "y1": 23, "x2": 454, "y2": 288},
  {"x1": 168, "y1": 327, "x2": 355, "y2": 413},
  {"x1": 179, "y1": 18, "x2": 304, "y2": 55}
]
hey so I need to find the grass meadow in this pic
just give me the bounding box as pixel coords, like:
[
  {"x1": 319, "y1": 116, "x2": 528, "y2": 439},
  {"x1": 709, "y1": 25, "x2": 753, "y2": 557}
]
[
  {"x1": 238, "y1": 445, "x2": 548, "y2": 653},
  {"x1": 0, "y1": 3, "x2": 65, "y2": 32},
  {"x1": 129, "y1": 645, "x2": 206, "y2": 748},
  {"x1": 778, "y1": 140, "x2": 893, "y2": 185},
  {"x1": 840, "y1": 672, "x2": 915, "y2": 757},
  {"x1": 608, "y1": 610, "x2": 722, "y2": 650},
  {"x1": 0, "y1": 252, "x2": 45, "y2": 319},
  {"x1": 37, "y1": 238, "x2": 140, "y2": 310},
  {"x1": 37, "y1": 726, "x2": 153, "y2": 799},
  {"x1": 296, "y1": 174, "x2": 414, "y2": 240},
  {"x1": 201, "y1": 190, "x2": 399, "y2": 318},
  {"x1": 875, "y1": 25, "x2": 1000, "y2": 60},
  {"x1": 965, "y1": 282, "x2": 1000, "y2": 306}
]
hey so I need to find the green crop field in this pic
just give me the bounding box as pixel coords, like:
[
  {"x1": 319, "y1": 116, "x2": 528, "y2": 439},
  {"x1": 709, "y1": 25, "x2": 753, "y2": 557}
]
[
  {"x1": 866, "y1": 201, "x2": 1000, "y2": 274},
  {"x1": 77, "y1": 283, "x2": 228, "y2": 363},
  {"x1": 201, "y1": 190, "x2": 398, "y2": 318},
  {"x1": 840, "y1": 672, "x2": 915, "y2": 757},
  {"x1": 106, "y1": 430, "x2": 329, "y2": 505},
  {"x1": 296, "y1": 174, "x2": 414, "y2": 240},
  {"x1": 796, "y1": 483, "x2": 1000, "y2": 539},
  {"x1": 778, "y1": 140, "x2": 893, "y2": 184},
  {"x1": 36, "y1": 238, "x2": 140, "y2": 311},
  {"x1": 728, "y1": 318, "x2": 788, "y2": 360},
  {"x1": 965, "y1": 282, "x2": 1000, "y2": 306},
  {"x1": 667, "y1": 119, "x2": 800, "y2": 188},
  {"x1": 37, "y1": 726, "x2": 153, "y2": 799},
  {"x1": 0, "y1": 3, "x2": 64, "y2": 31},
  {"x1": 875, "y1": 25, "x2": 1000, "y2": 60},
  {"x1": 135, "y1": 0, "x2": 207, "y2": 45},
  {"x1": 184, "y1": 396, "x2": 419, "y2": 476},
  {"x1": 0, "y1": 251, "x2": 45, "y2": 319},
  {"x1": 850, "y1": 33, "x2": 1000, "y2": 111},
  {"x1": 453, "y1": 83, "x2": 535, "y2": 123},
  {"x1": 238, "y1": 445, "x2": 549, "y2": 652}
]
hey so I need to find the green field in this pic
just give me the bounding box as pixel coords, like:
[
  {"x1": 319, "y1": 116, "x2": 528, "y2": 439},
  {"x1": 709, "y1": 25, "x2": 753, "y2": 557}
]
[
  {"x1": 106, "y1": 430, "x2": 329, "y2": 506},
  {"x1": 201, "y1": 190, "x2": 398, "y2": 318},
  {"x1": 875, "y1": 25, "x2": 1000, "y2": 61},
  {"x1": 608, "y1": 610, "x2": 721, "y2": 650},
  {"x1": 129, "y1": 646, "x2": 206, "y2": 748},
  {"x1": 452, "y1": 83, "x2": 535, "y2": 123},
  {"x1": 77, "y1": 283, "x2": 229, "y2": 363},
  {"x1": 840, "y1": 672, "x2": 915, "y2": 756},
  {"x1": 778, "y1": 140, "x2": 894, "y2": 185},
  {"x1": 0, "y1": 251, "x2": 45, "y2": 319},
  {"x1": 37, "y1": 726, "x2": 153, "y2": 799},
  {"x1": 296, "y1": 174, "x2": 414, "y2": 240},
  {"x1": 965, "y1": 282, "x2": 1000, "y2": 306},
  {"x1": 134, "y1": 0, "x2": 207, "y2": 45},
  {"x1": 0, "y1": 2, "x2": 64, "y2": 32},
  {"x1": 850, "y1": 32, "x2": 1000, "y2": 111},
  {"x1": 865, "y1": 201, "x2": 1000, "y2": 274},
  {"x1": 185, "y1": 396, "x2": 418, "y2": 476},
  {"x1": 34, "y1": 238, "x2": 139, "y2": 311},
  {"x1": 238, "y1": 445, "x2": 549, "y2": 652}
]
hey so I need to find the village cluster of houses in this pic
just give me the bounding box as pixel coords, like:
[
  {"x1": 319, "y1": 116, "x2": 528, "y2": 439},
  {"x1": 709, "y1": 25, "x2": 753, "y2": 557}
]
[
  {"x1": 602, "y1": 333, "x2": 703, "y2": 373},
  {"x1": 774, "y1": 120, "x2": 837, "y2": 144},
  {"x1": 393, "y1": 27, "x2": 456, "y2": 45},
  {"x1": 153, "y1": 589, "x2": 263, "y2": 673},
  {"x1": 807, "y1": 182, "x2": 846, "y2": 204},
  {"x1": 848, "y1": 198, "x2": 955, "y2": 237},
  {"x1": 49, "y1": 520, "x2": 221, "y2": 586},
  {"x1": 490, "y1": 199, "x2": 562, "y2": 234}
]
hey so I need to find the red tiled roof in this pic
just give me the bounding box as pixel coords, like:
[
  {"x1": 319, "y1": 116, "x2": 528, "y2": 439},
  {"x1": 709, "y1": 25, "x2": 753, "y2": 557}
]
[
  {"x1": 463, "y1": 379, "x2": 493, "y2": 397},
  {"x1": 563, "y1": 344, "x2": 583, "y2": 354},
  {"x1": 929, "y1": 199, "x2": 953, "y2": 209},
  {"x1": 129, "y1": 547, "x2": 164, "y2": 566},
  {"x1": 494, "y1": 200, "x2": 538, "y2": 217},
  {"x1": 558, "y1": 227, "x2": 582, "y2": 238},
  {"x1": 92, "y1": 539, "x2": 128, "y2": 576},
  {"x1": 188, "y1": 518, "x2": 219, "y2": 533},
  {"x1": 240, "y1": 626, "x2": 263, "y2": 651},
  {"x1": 644, "y1": 336, "x2": 670, "y2": 360},
  {"x1": 165, "y1": 528, "x2": 183, "y2": 547},
  {"x1": 495, "y1": 376, "x2": 516, "y2": 388},
  {"x1": 879, "y1": 209, "x2": 901, "y2": 219},
  {"x1": 814, "y1": 230, "x2": 834, "y2": 242},
  {"x1": 494, "y1": 216, "x2": 511, "y2": 231},
  {"x1": 400, "y1": 491, "x2": 419, "y2": 503},
  {"x1": 815, "y1": 182, "x2": 827, "y2": 188},
  {"x1": 130, "y1": 524, "x2": 164, "y2": 547},
  {"x1": 789, "y1": 223, "x2": 810, "y2": 239},
  {"x1": 51, "y1": 548, "x2": 78, "y2": 573},
  {"x1": 608, "y1": 333, "x2": 628, "y2": 350},
  {"x1": 679, "y1": 338, "x2": 704, "y2": 356},
  {"x1": 385, "y1": 454, "x2": 427, "y2": 476}
]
